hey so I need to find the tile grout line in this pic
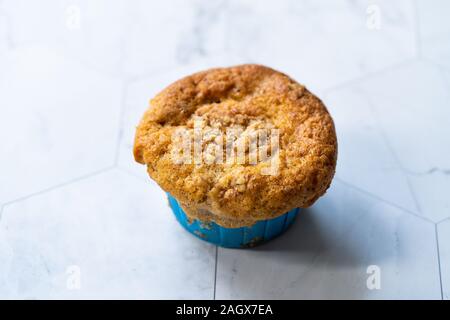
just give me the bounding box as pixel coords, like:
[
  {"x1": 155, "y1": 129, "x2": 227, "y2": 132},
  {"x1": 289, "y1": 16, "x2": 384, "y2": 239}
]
[
  {"x1": 363, "y1": 60, "x2": 444, "y2": 300},
  {"x1": 435, "y1": 224, "x2": 444, "y2": 300},
  {"x1": 323, "y1": 58, "x2": 418, "y2": 95},
  {"x1": 337, "y1": 175, "x2": 446, "y2": 298},
  {"x1": 118, "y1": 166, "x2": 221, "y2": 300},
  {"x1": 358, "y1": 60, "x2": 446, "y2": 298},
  {"x1": 334, "y1": 177, "x2": 434, "y2": 225},
  {"x1": 116, "y1": 166, "x2": 149, "y2": 183},
  {"x1": 363, "y1": 91, "x2": 424, "y2": 217},
  {"x1": 400, "y1": 166, "x2": 450, "y2": 176},
  {"x1": 405, "y1": 176, "x2": 423, "y2": 216},
  {"x1": 436, "y1": 217, "x2": 450, "y2": 225},
  {"x1": 213, "y1": 246, "x2": 218, "y2": 300},
  {"x1": 126, "y1": 64, "x2": 185, "y2": 83},
  {"x1": 113, "y1": 80, "x2": 130, "y2": 166},
  {"x1": 363, "y1": 92, "x2": 403, "y2": 170},
  {"x1": 119, "y1": 165, "x2": 222, "y2": 300},
  {"x1": 3, "y1": 166, "x2": 115, "y2": 208}
]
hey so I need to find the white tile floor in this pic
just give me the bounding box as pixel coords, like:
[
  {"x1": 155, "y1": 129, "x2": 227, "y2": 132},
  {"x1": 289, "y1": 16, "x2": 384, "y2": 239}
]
[{"x1": 0, "y1": 0, "x2": 449, "y2": 299}]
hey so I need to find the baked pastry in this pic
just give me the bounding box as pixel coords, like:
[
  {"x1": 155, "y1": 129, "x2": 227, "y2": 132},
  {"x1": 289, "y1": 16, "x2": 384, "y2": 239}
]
[{"x1": 134, "y1": 64, "x2": 337, "y2": 246}]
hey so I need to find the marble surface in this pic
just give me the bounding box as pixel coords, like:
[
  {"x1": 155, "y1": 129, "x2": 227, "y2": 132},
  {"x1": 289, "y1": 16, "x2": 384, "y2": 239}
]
[{"x1": 0, "y1": 0, "x2": 449, "y2": 299}]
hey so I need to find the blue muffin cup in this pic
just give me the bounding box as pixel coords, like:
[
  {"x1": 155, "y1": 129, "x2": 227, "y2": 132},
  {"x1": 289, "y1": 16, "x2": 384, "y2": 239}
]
[{"x1": 168, "y1": 194, "x2": 298, "y2": 248}]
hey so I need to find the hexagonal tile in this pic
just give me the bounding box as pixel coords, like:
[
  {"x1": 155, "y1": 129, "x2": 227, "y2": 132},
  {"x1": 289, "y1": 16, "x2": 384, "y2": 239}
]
[
  {"x1": 123, "y1": 0, "x2": 228, "y2": 76},
  {"x1": 356, "y1": 61, "x2": 450, "y2": 222},
  {"x1": 437, "y1": 219, "x2": 450, "y2": 300},
  {"x1": 0, "y1": 169, "x2": 216, "y2": 299},
  {"x1": 215, "y1": 180, "x2": 441, "y2": 299},
  {"x1": 323, "y1": 87, "x2": 418, "y2": 213},
  {"x1": 223, "y1": 0, "x2": 416, "y2": 93},
  {"x1": 0, "y1": 45, "x2": 122, "y2": 204},
  {"x1": 2, "y1": 0, "x2": 134, "y2": 75},
  {"x1": 417, "y1": 0, "x2": 450, "y2": 68}
]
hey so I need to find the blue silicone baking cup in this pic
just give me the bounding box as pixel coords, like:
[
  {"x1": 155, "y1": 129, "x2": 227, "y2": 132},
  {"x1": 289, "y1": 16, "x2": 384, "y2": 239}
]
[{"x1": 168, "y1": 194, "x2": 298, "y2": 248}]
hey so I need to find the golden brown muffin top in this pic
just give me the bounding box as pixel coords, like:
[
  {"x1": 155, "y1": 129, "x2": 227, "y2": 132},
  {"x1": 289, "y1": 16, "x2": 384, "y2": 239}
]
[{"x1": 134, "y1": 64, "x2": 337, "y2": 227}]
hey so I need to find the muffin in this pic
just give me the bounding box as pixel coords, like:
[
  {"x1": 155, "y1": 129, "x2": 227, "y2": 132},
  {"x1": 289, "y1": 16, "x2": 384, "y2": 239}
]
[{"x1": 134, "y1": 64, "x2": 337, "y2": 247}]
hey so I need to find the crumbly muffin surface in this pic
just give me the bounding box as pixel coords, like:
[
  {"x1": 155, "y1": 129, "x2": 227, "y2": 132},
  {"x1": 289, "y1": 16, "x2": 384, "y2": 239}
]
[{"x1": 134, "y1": 64, "x2": 337, "y2": 227}]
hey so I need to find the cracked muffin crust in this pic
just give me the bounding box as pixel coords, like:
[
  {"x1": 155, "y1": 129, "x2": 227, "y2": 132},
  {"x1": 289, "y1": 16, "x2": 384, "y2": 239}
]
[{"x1": 134, "y1": 64, "x2": 337, "y2": 227}]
